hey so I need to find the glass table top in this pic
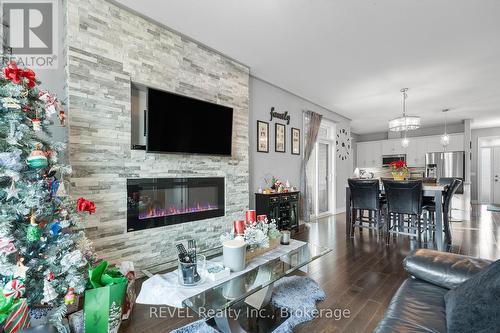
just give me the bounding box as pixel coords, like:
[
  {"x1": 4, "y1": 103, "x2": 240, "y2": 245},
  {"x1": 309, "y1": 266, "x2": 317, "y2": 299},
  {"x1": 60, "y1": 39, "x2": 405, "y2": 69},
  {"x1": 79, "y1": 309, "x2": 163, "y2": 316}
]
[{"x1": 182, "y1": 241, "x2": 331, "y2": 318}]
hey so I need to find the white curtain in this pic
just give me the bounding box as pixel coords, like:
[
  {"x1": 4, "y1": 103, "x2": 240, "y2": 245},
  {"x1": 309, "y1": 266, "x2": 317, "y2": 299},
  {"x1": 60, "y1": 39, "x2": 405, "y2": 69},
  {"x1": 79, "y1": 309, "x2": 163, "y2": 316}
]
[{"x1": 300, "y1": 111, "x2": 322, "y2": 222}]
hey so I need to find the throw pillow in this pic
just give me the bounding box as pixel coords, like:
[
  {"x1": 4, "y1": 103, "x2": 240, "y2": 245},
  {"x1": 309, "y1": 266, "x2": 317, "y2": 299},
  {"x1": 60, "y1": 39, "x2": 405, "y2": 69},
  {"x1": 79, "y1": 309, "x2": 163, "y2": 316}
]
[{"x1": 444, "y1": 259, "x2": 500, "y2": 333}]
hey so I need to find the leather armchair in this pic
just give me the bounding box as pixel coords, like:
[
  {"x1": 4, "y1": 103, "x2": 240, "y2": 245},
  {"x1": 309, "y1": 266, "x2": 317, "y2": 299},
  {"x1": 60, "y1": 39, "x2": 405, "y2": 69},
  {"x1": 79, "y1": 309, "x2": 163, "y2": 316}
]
[{"x1": 373, "y1": 249, "x2": 492, "y2": 333}]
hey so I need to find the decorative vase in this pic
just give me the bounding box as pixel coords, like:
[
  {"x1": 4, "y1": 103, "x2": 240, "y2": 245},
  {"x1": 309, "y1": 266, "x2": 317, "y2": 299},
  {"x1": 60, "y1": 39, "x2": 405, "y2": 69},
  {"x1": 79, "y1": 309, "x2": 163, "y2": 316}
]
[
  {"x1": 223, "y1": 240, "x2": 246, "y2": 272},
  {"x1": 392, "y1": 172, "x2": 407, "y2": 181}
]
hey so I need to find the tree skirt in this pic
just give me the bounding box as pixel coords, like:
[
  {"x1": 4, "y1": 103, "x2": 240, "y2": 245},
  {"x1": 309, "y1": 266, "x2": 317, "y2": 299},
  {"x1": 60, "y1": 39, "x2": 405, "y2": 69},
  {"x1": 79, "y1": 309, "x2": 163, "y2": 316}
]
[{"x1": 170, "y1": 276, "x2": 325, "y2": 333}]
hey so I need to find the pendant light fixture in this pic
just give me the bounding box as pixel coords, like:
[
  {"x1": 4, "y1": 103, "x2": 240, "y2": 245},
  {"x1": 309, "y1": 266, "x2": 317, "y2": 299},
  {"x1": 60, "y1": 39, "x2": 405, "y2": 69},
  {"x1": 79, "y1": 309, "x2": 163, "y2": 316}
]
[
  {"x1": 401, "y1": 134, "x2": 410, "y2": 148},
  {"x1": 440, "y1": 108, "x2": 450, "y2": 148},
  {"x1": 389, "y1": 88, "x2": 421, "y2": 132}
]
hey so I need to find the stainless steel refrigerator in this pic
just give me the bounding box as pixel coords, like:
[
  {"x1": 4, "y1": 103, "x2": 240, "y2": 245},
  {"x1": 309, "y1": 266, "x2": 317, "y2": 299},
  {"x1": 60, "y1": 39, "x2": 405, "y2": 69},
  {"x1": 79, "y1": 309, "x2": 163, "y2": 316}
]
[{"x1": 425, "y1": 151, "x2": 465, "y2": 193}]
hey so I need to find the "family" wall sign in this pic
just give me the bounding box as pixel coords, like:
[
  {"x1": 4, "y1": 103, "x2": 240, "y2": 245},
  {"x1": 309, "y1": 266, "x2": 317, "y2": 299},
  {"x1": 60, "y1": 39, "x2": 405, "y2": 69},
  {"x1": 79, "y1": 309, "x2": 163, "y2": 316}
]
[{"x1": 270, "y1": 107, "x2": 291, "y2": 125}]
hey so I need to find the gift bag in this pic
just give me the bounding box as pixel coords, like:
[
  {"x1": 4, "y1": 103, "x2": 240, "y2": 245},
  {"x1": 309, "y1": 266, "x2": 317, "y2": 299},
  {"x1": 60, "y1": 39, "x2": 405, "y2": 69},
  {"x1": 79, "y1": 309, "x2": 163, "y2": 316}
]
[
  {"x1": 118, "y1": 261, "x2": 136, "y2": 320},
  {"x1": 2, "y1": 298, "x2": 31, "y2": 333},
  {"x1": 84, "y1": 261, "x2": 127, "y2": 333}
]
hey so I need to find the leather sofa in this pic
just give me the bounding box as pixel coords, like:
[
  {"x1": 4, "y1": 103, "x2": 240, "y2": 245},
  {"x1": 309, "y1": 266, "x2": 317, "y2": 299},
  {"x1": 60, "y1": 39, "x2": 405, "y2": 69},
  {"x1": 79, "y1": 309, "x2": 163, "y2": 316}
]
[{"x1": 373, "y1": 249, "x2": 492, "y2": 332}]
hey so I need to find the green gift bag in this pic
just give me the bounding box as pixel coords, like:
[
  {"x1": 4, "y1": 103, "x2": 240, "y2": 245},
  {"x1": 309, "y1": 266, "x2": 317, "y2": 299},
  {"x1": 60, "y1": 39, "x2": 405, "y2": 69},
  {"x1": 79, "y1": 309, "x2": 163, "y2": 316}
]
[{"x1": 84, "y1": 261, "x2": 127, "y2": 333}]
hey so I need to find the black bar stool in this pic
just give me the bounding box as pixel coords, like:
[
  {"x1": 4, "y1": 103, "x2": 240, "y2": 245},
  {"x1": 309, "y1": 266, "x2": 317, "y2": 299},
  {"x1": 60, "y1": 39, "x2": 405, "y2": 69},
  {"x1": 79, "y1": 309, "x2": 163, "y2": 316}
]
[
  {"x1": 348, "y1": 179, "x2": 384, "y2": 238},
  {"x1": 383, "y1": 180, "x2": 423, "y2": 244}
]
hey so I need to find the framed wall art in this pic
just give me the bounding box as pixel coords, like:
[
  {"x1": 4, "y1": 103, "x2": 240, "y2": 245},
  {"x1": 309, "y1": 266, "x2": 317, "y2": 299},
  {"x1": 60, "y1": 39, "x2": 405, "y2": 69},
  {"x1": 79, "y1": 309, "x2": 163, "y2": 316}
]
[
  {"x1": 275, "y1": 123, "x2": 286, "y2": 153},
  {"x1": 291, "y1": 127, "x2": 300, "y2": 155},
  {"x1": 257, "y1": 120, "x2": 269, "y2": 153}
]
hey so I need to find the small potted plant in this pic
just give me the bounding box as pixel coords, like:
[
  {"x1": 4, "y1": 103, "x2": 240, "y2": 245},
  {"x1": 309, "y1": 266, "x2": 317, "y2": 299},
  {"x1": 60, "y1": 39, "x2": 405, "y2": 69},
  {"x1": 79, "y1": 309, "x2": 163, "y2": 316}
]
[{"x1": 390, "y1": 160, "x2": 408, "y2": 181}]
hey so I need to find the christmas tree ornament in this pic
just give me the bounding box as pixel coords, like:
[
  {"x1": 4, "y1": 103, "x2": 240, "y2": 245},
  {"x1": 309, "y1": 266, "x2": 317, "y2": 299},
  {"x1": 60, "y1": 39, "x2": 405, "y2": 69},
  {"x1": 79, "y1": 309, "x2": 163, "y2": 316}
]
[
  {"x1": 26, "y1": 145, "x2": 48, "y2": 169},
  {"x1": 55, "y1": 176, "x2": 69, "y2": 197},
  {"x1": 3, "y1": 279, "x2": 26, "y2": 299},
  {"x1": 58, "y1": 110, "x2": 65, "y2": 126},
  {"x1": 45, "y1": 150, "x2": 56, "y2": 160},
  {"x1": 31, "y1": 117, "x2": 42, "y2": 131},
  {"x1": 50, "y1": 222, "x2": 61, "y2": 236},
  {"x1": 4, "y1": 181, "x2": 20, "y2": 200},
  {"x1": 38, "y1": 90, "x2": 63, "y2": 117},
  {"x1": 27, "y1": 214, "x2": 41, "y2": 243},
  {"x1": 48, "y1": 272, "x2": 54, "y2": 281},
  {"x1": 41, "y1": 279, "x2": 57, "y2": 304},
  {"x1": 56, "y1": 181, "x2": 67, "y2": 197},
  {"x1": 13, "y1": 258, "x2": 29, "y2": 279},
  {"x1": 64, "y1": 288, "x2": 75, "y2": 305},
  {"x1": 5, "y1": 120, "x2": 19, "y2": 146},
  {"x1": 1, "y1": 97, "x2": 21, "y2": 109},
  {"x1": 38, "y1": 220, "x2": 48, "y2": 228},
  {"x1": 26, "y1": 226, "x2": 41, "y2": 242},
  {"x1": 0, "y1": 238, "x2": 17, "y2": 254},
  {"x1": 49, "y1": 179, "x2": 60, "y2": 197}
]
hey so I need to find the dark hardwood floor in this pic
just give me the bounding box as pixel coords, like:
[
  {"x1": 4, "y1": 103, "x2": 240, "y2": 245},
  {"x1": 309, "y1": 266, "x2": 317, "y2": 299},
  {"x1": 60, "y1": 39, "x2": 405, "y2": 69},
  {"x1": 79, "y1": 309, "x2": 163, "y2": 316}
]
[{"x1": 120, "y1": 203, "x2": 499, "y2": 333}]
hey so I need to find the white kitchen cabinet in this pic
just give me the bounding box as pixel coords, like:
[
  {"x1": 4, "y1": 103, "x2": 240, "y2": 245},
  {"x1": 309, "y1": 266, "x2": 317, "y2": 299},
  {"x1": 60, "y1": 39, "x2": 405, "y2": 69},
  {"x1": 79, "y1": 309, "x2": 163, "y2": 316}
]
[
  {"x1": 426, "y1": 135, "x2": 443, "y2": 153},
  {"x1": 425, "y1": 134, "x2": 464, "y2": 153},
  {"x1": 406, "y1": 137, "x2": 427, "y2": 167},
  {"x1": 382, "y1": 139, "x2": 405, "y2": 155},
  {"x1": 367, "y1": 141, "x2": 382, "y2": 167},
  {"x1": 356, "y1": 142, "x2": 368, "y2": 167},
  {"x1": 357, "y1": 133, "x2": 464, "y2": 169},
  {"x1": 356, "y1": 141, "x2": 381, "y2": 167}
]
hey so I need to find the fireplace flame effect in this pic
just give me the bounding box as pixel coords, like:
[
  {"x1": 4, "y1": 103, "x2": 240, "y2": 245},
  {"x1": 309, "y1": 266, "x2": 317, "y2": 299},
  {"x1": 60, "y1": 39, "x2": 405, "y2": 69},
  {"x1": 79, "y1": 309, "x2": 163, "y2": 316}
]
[{"x1": 139, "y1": 203, "x2": 218, "y2": 220}]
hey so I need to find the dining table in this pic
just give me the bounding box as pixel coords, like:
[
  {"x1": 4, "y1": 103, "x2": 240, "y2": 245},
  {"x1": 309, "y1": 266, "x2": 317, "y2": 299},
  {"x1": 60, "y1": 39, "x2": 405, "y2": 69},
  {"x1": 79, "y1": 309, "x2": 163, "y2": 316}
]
[{"x1": 345, "y1": 182, "x2": 448, "y2": 250}]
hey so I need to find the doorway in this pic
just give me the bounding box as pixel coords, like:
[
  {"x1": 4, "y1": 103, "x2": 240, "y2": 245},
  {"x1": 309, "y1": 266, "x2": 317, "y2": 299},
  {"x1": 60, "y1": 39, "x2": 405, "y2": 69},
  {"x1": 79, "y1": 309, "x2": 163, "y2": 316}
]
[
  {"x1": 478, "y1": 136, "x2": 500, "y2": 205},
  {"x1": 306, "y1": 120, "x2": 336, "y2": 218}
]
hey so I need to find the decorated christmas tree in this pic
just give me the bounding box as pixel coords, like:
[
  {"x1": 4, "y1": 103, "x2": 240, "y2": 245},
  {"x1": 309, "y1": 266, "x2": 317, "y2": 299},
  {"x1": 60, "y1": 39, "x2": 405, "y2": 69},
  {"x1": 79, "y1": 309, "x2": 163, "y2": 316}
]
[{"x1": 0, "y1": 61, "x2": 95, "y2": 330}]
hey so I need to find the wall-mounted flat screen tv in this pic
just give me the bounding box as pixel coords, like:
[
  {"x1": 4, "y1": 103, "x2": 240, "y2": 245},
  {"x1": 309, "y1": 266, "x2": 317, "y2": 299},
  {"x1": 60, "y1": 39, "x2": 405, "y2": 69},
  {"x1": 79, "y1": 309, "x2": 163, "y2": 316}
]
[{"x1": 147, "y1": 88, "x2": 233, "y2": 156}]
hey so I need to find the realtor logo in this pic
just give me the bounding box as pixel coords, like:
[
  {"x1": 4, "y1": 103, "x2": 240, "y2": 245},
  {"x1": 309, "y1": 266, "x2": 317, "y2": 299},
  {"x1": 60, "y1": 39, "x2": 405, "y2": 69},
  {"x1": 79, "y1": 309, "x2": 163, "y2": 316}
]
[{"x1": 1, "y1": 0, "x2": 58, "y2": 68}]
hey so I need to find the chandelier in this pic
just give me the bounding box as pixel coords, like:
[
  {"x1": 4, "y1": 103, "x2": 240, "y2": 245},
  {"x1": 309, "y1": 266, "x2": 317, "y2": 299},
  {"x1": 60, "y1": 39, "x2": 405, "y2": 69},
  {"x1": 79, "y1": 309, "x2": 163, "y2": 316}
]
[{"x1": 389, "y1": 88, "x2": 421, "y2": 132}]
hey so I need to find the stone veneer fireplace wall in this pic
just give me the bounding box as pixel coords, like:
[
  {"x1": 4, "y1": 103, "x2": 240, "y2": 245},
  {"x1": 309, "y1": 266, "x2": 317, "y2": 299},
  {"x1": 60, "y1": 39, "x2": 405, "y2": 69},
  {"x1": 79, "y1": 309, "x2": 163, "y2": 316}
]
[{"x1": 66, "y1": 0, "x2": 249, "y2": 272}]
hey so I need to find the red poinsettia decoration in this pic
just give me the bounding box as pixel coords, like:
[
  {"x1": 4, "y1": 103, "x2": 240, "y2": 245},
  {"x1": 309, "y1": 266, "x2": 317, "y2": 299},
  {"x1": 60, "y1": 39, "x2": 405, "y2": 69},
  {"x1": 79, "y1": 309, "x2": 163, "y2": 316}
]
[
  {"x1": 2, "y1": 61, "x2": 37, "y2": 88},
  {"x1": 77, "y1": 197, "x2": 96, "y2": 214},
  {"x1": 389, "y1": 160, "x2": 407, "y2": 171}
]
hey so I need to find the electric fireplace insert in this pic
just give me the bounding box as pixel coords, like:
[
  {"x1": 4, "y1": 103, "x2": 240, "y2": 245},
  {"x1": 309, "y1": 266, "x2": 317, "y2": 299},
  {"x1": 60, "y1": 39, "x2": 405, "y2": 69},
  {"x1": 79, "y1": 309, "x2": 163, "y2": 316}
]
[{"x1": 127, "y1": 177, "x2": 225, "y2": 232}]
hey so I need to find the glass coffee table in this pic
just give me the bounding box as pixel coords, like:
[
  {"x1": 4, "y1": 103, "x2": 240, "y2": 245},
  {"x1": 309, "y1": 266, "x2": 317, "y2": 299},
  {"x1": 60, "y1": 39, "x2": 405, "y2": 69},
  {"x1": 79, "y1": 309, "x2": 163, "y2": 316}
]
[{"x1": 181, "y1": 241, "x2": 331, "y2": 333}]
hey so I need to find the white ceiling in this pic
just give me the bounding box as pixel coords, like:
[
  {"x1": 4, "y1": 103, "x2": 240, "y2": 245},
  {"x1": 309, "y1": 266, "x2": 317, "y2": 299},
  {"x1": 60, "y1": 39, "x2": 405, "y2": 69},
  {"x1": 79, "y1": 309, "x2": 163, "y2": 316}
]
[{"x1": 116, "y1": 0, "x2": 500, "y2": 134}]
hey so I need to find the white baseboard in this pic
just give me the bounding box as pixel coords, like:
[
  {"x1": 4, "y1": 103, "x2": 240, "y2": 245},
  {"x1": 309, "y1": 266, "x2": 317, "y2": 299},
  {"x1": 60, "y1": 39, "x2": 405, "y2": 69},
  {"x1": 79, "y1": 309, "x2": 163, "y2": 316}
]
[{"x1": 335, "y1": 207, "x2": 346, "y2": 214}]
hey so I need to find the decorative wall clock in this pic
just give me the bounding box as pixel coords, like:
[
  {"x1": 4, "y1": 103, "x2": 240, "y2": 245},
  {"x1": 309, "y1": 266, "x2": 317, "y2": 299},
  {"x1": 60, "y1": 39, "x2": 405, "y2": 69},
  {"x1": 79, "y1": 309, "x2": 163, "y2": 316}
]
[{"x1": 336, "y1": 128, "x2": 351, "y2": 161}]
